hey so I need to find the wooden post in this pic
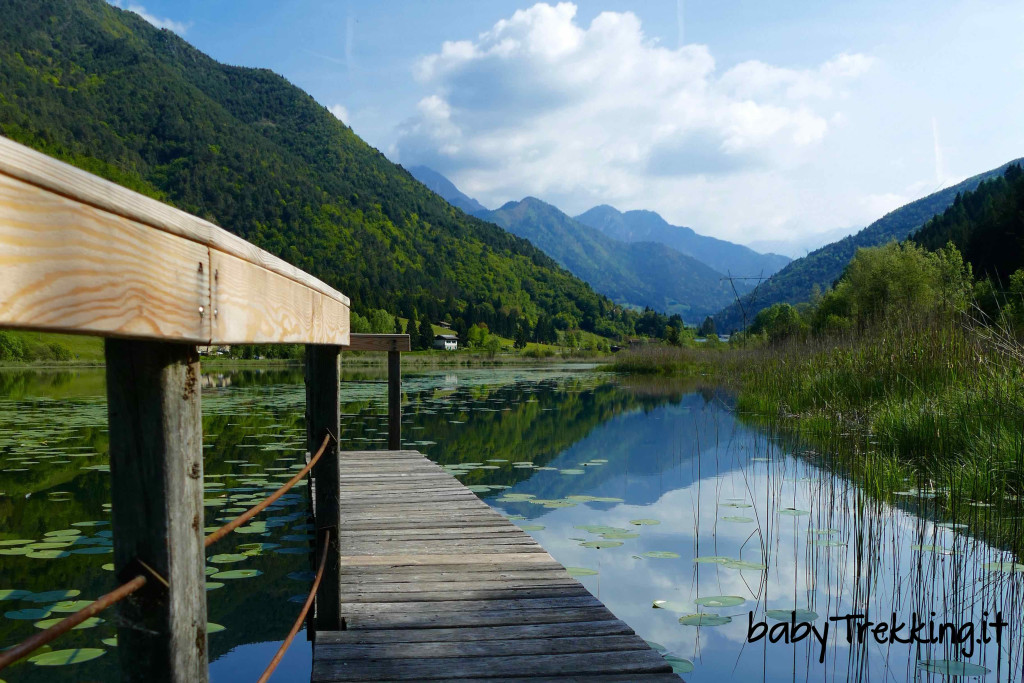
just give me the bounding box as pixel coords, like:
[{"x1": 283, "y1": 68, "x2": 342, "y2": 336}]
[
  {"x1": 105, "y1": 339, "x2": 207, "y2": 683},
  {"x1": 305, "y1": 344, "x2": 342, "y2": 631},
  {"x1": 388, "y1": 350, "x2": 402, "y2": 450}
]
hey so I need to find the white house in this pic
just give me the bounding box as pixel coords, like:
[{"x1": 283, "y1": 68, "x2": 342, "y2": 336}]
[{"x1": 432, "y1": 334, "x2": 458, "y2": 351}]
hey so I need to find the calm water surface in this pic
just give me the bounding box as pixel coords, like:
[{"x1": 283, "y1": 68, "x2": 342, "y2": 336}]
[{"x1": 0, "y1": 366, "x2": 1021, "y2": 681}]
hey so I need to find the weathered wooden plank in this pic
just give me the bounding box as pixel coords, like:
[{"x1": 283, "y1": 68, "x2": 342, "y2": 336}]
[
  {"x1": 388, "y1": 349, "x2": 402, "y2": 448},
  {"x1": 337, "y1": 553, "x2": 559, "y2": 567},
  {"x1": 106, "y1": 340, "x2": 207, "y2": 683},
  {"x1": 435, "y1": 676, "x2": 683, "y2": 683},
  {"x1": 0, "y1": 136, "x2": 349, "y2": 307},
  {"x1": 209, "y1": 249, "x2": 349, "y2": 345},
  {"x1": 344, "y1": 605, "x2": 619, "y2": 630},
  {"x1": 312, "y1": 650, "x2": 673, "y2": 680},
  {"x1": 338, "y1": 578, "x2": 581, "y2": 593},
  {"x1": 338, "y1": 585, "x2": 592, "y2": 603},
  {"x1": 318, "y1": 621, "x2": 635, "y2": 644},
  {"x1": 341, "y1": 595, "x2": 602, "y2": 615},
  {"x1": 347, "y1": 333, "x2": 411, "y2": 352},
  {"x1": 0, "y1": 171, "x2": 209, "y2": 341},
  {"x1": 316, "y1": 634, "x2": 653, "y2": 660}
]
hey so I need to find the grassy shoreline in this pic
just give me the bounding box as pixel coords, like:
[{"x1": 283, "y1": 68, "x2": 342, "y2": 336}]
[{"x1": 603, "y1": 317, "x2": 1024, "y2": 553}]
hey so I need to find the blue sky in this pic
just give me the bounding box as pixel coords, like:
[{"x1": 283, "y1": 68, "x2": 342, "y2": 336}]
[{"x1": 111, "y1": 1, "x2": 1024, "y2": 256}]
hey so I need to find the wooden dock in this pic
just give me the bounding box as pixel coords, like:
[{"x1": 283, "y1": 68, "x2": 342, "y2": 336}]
[{"x1": 312, "y1": 450, "x2": 678, "y2": 682}]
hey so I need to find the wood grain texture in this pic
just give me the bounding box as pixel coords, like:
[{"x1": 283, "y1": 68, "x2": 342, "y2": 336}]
[
  {"x1": 0, "y1": 136, "x2": 348, "y2": 306},
  {"x1": 106, "y1": 340, "x2": 207, "y2": 683},
  {"x1": 0, "y1": 171, "x2": 209, "y2": 341},
  {"x1": 210, "y1": 249, "x2": 348, "y2": 345},
  {"x1": 312, "y1": 449, "x2": 675, "y2": 682},
  {"x1": 347, "y1": 334, "x2": 411, "y2": 352}
]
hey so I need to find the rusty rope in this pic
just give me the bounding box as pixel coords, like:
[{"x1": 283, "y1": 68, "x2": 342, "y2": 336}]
[
  {"x1": 256, "y1": 528, "x2": 331, "y2": 683},
  {"x1": 204, "y1": 432, "x2": 332, "y2": 547},
  {"x1": 0, "y1": 432, "x2": 333, "y2": 672}
]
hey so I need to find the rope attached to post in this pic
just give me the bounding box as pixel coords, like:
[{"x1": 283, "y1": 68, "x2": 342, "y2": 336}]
[
  {"x1": 255, "y1": 528, "x2": 331, "y2": 683},
  {"x1": 0, "y1": 432, "x2": 335, "y2": 673}
]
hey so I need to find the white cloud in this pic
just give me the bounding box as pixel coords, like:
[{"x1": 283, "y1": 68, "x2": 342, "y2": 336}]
[
  {"x1": 329, "y1": 104, "x2": 350, "y2": 125},
  {"x1": 110, "y1": 1, "x2": 190, "y2": 35},
  {"x1": 393, "y1": 2, "x2": 876, "y2": 243}
]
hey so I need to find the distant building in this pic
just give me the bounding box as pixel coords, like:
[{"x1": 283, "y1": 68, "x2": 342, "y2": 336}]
[
  {"x1": 433, "y1": 334, "x2": 458, "y2": 351},
  {"x1": 436, "y1": 321, "x2": 452, "y2": 329}
]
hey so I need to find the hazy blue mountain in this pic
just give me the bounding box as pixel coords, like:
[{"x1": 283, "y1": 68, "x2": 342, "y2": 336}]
[
  {"x1": 714, "y1": 158, "x2": 1024, "y2": 331},
  {"x1": 481, "y1": 197, "x2": 742, "y2": 322},
  {"x1": 575, "y1": 206, "x2": 791, "y2": 278},
  {"x1": 408, "y1": 165, "x2": 488, "y2": 216}
]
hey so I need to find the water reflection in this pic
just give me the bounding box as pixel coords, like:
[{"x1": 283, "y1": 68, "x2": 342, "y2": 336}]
[{"x1": 0, "y1": 367, "x2": 1021, "y2": 682}]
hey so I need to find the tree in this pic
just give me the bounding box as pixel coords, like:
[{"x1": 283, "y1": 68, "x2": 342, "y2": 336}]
[
  {"x1": 698, "y1": 316, "x2": 716, "y2": 337},
  {"x1": 666, "y1": 325, "x2": 681, "y2": 347},
  {"x1": 484, "y1": 336, "x2": 502, "y2": 358},
  {"x1": 404, "y1": 317, "x2": 417, "y2": 344},
  {"x1": 513, "y1": 325, "x2": 528, "y2": 349},
  {"x1": 418, "y1": 315, "x2": 434, "y2": 351},
  {"x1": 393, "y1": 315, "x2": 404, "y2": 335}
]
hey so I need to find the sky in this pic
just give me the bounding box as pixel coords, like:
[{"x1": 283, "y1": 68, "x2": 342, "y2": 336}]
[{"x1": 110, "y1": 0, "x2": 1024, "y2": 257}]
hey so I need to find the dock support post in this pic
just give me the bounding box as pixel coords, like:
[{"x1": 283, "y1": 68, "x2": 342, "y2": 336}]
[
  {"x1": 388, "y1": 350, "x2": 401, "y2": 450},
  {"x1": 105, "y1": 340, "x2": 208, "y2": 683},
  {"x1": 305, "y1": 344, "x2": 342, "y2": 632}
]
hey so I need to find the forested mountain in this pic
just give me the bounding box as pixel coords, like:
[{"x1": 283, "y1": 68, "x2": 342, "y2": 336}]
[
  {"x1": 575, "y1": 205, "x2": 790, "y2": 279},
  {"x1": 481, "y1": 197, "x2": 739, "y2": 321},
  {"x1": 913, "y1": 164, "x2": 1024, "y2": 282},
  {"x1": 714, "y1": 159, "x2": 1024, "y2": 331},
  {"x1": 0, "y1": 0, "x2": 648, "y2": 339},
  {"x1": 408, "y1": 165, "x2": 488, "y2": 216}
]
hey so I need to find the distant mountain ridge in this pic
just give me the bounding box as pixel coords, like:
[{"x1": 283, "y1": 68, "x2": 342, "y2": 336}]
[
  {"x1": 480, "y1": 197, "x2": 741, "y2": 321},
  {"x1": 714, "y1": 158, "x2": 1024, "y2": 331},
  {"x1": 408, "y1": 165, "x2": 488, "y2": 215},
  {"x1": 575, "y1": 205, "x2": 791, "y2": 279}
]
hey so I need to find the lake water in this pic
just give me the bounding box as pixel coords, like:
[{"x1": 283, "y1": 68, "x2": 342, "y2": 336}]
[{"x1": 0, "y1": 366, "x2": 1022, "y2": 681}]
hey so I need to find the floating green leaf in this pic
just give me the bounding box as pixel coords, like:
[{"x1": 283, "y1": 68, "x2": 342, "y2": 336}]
[
  {"x1": 580, "y1": 540, "x2": 622, "y2": 549},
  {"x1": 519, "y1": 525, "x2": 545, "y2": 531},
  {"x1": 209, "y1": 553, "x2": 248, "y2": 564},
  {"x1": 34, "y1": 616, "x2": 103, "y2": 630},
  {"x1": 0, "y1": 589, "x2": 29, "y2": 601},
  {"x1": 695, "y1": 595, "x2": 745, "y2": 608},
  {"x1": 663, "y1": 655, "x2": 695, "y2": 674},
  {"x1": 210, "y1": 569, "x2": 262, "y2": 580},
  {"x1": 982, "y1": 561, "x2": 1024, "y2": 574},
  {"x1": 29, "y1": 648, "x2": 106, "y2": 666},
  {"x1": 779, "y1": 508, "x2": 809, "y2": 516},
  {"x1": 722, "y1": 516, "x2": 754, "y2": 523},
  {"x1": 566, "y1": 567, "x2": 598, "y2": 577},
  {"x1": 643, "y1": 551, "x2": 680, "y2": 559},
  {"x1": 766, "y1": 609, "x2": 819, "y2": 622},
  {"x1": 49, "y1": 600, "x2": 95, "y2": 613},
  {"x1": 678, "y1": 613, "x2": 731, "y2": 626},
  {"x1": 207, "y1": 622, "x2": 226, "y2": 633},
  {"x1": 629, "y1": 519, "x2": 660, "y2": 526},
  {"x1": 26, "y1": 590, "x2": 80, "y2": 603},
  {"x1": 918, "y1": 660, "x2": 989, "y2": 676},
  {"x1": 652, "y1": 600, "x2": 692, "y2": 612}
]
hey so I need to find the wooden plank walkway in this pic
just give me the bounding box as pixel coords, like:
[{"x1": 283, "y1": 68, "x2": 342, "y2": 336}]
[{"x1": 312, "y1": 450, "x2": 679, "y2": 682}]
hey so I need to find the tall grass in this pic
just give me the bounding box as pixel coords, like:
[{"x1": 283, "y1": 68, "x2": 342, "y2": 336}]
[{"x1": 607, "y1": 314, "x2": 1024, "y2": 548}]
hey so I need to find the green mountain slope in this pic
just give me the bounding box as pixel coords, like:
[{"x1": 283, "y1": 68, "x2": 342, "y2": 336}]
[
  {"x1": 715, "y1": 159, "x2": 1024, "y2": 331},
  {"x1": 576, "y1": 205, "x2": 790, "y2": 280},
  {"x1": 913, "y1": 164, "x2": 1024, "y2": 281},
  {"x1": 481, "y1": 197, "x2": 739, "y2": 321},
  {"x1": 0, "y1": 0, "x2": 635, "y2": 337}
]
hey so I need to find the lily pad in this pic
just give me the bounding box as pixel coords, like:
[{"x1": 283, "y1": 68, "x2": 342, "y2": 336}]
[
  {"x1": 600, "y1": 531, "x2": 639, "y2": 539},
  {"x1": 663, "y1": 655, "x2": 695, "y2": 674},
  {"x1": 26, "y1": 589, "x2": 80, "y2": 603},
  {"x1": 779, "y1": 508, "x2": 809, "y2": 516},
  {"x1": 678, "y1": 613, "x2": 732, "y2": 626},
  {"x1": 566, "y1": 567, "x2": 598, "y2": 577},
  {"x1": 29, "y1": 648, "x2": 106, "y2": 666},
  {"x1": 766, "y1": 609, "x2": 819, "y2": 622},
  {"x1": 209, "y1": 553, "x2": 249, "y2": 564},
  {"x1": 982, "y1": 561, "x2": 1024, "y2": 574},
  {"x1": 519, "y1": 525, "x2": 545, "y2": 531},
  {"x1": 580, "y1": 540, "x2": 623, "y2": 549},
  {"x1": 49, "y1": 600, "x2": 95, "y2": 613},
  {"x1": 0, "y1": 589, "x2": 30, "y2": 601},
  {"x1": 629, "y1": 519, "x2": 660, "y2": 526},
  {"x1": 693, "y1": 556, "x2": 731, "y2": 564},
  {"x1": 918, "y1": 660, "x2": 989, "y2": 676},
  {"x1": 34, "y1": 616, "x2": 103, "y2": 630},
  {"x1": 207, "y1": 622, "x2": 226, "y2": 634},
  {"x1": 721, "y1": 516, "x2": 754, "y2": 523},
  {"x1": 722, "y1": 559, "x2": 767, "y2": 571},
  {"x1": 643, "y1": 551, "x2": 680, "y2": 559},
  {"x1": 210, "y1": 569, "x2": 262, "y2": 580},
  {"x1": 102, "y1": 636, "x2": 118, "y2": 647},
  {"x1": 5, "y1": 608, "x2": 53, "y2": 620},
  {"x1": 694, "y1": 595, "x2": 745, "y2": 607}
]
